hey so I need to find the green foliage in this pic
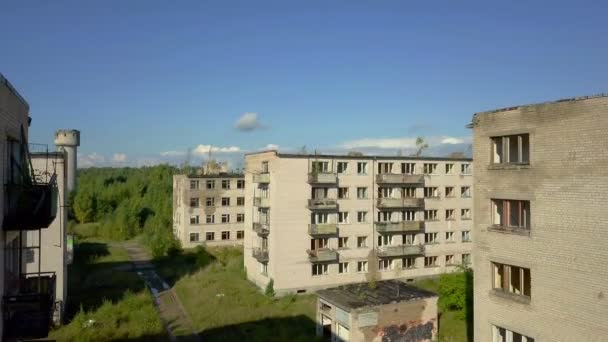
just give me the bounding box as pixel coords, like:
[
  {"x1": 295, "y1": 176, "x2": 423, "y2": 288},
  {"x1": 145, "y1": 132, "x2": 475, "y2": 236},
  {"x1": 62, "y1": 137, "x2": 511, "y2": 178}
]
[
  {"x1": 73, "y1": 189, "x2": 97, "y2": 223},
  {"x1": 265, "y1": 278, "x2": 275, "y2": 297},
  {"x1": 437, "y1": 269, "x2": 474, "y2": 320}
]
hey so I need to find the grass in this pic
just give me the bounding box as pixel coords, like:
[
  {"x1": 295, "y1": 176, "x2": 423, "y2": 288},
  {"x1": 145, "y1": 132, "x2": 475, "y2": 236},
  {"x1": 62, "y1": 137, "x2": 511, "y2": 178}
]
[{"x1": 155, "y1": 246, "x2": 320, "y2": 342}]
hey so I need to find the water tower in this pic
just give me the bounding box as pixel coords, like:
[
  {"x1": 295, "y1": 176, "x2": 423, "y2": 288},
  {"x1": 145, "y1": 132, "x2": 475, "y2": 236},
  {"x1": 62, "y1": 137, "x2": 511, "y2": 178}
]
[{"x1": 54, "y1": 129, "x2": 80, "y2": 193}]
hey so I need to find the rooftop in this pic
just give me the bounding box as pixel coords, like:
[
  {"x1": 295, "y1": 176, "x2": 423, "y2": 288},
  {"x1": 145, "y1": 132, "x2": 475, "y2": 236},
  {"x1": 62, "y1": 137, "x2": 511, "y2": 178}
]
[
  {"x1": 317, "y1": 279, "x2": 437, "y2": 311},
  {"x1": 246, "y1": 150, "x2": 472, "y2": 162},
  {"x1": 0, "y1": 72, "x2": 30, "y2": 111},
  {"x1": 178, "y1": 173, "x2": 244, "y2": 179},
  {"x1": 474, "y1": 93, "x2": 608, "y2": 116}
]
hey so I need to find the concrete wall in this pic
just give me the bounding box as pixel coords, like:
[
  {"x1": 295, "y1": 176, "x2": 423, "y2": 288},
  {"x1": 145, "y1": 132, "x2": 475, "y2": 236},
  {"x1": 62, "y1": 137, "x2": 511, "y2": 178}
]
[
  {"x1": 472, "y1": 96, "x2": 608, "y2": 341},
  {"x1": 245, "y1": 151, "x2": 473, "y2": 295}
]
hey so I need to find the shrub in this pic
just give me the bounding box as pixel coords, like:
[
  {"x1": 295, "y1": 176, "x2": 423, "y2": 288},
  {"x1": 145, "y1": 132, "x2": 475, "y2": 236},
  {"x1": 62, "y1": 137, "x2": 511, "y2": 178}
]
[
  {"x1": 265, "y1": 278, "x2": 275, "y2": 297},
  {"x1": 437, "y1": 268, "x2": 473, "y2": 320}
]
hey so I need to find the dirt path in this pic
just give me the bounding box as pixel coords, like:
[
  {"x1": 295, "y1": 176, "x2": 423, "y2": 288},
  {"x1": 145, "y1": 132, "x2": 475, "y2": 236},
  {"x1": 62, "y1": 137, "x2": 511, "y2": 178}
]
[{"x1": 119, "y1": 242, "x2": 200, "y2": 342}]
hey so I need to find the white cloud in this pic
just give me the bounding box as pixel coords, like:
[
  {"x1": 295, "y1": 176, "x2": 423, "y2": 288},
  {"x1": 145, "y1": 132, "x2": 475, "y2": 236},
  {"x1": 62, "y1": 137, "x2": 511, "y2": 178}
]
[
  {"x1": 112, "y1": 153, "x2": 127, "y2": 163},
  {"x1": 235, "y1": 112, "x2": 264, "y2": 131},
  {"x1": 264, "y1": 144, "x2": 279, "y2": 150},
  {"x1": 78, "y1": 152, "x2": 106, "y2": 168},
  {"x1": 160, "y1": 150, "x2": 186, "y2": 157},
  {"x1": 340, "y1": 136, "x2": 470, "y2": 150},
  {"x1": 440, "y1": 137, "x2": 465, "y2": 144},
  {"x1": 192, "y1": 144, "x2": 241, "y2": 155}
]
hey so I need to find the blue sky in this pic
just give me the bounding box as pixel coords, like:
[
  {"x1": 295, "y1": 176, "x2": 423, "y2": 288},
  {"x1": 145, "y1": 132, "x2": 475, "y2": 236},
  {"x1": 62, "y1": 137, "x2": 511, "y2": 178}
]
[{"x1": 2, "y1": 1, "x2": 607, "y2": 167}]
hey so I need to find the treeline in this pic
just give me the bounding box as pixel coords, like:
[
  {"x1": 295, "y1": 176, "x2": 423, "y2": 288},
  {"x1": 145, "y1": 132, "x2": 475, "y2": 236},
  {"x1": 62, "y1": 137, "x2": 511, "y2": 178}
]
[{"x1": 72, "y1": 165, "x2": 179, "y2": 257}]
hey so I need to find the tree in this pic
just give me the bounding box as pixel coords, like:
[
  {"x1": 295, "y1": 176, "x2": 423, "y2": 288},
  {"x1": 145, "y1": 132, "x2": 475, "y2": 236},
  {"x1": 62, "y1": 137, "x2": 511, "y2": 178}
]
[
  {"x1": 437, "y1": 267, "x2": 474, "y2": 320},
  {"x1": 414, "y1": 137, "x2": 428, "y2": 157},
  {"x1": 265, "y1": 278, "x2": 275, "y2": 297},
  {"x1": 73, "y1": 189, "x2": 96, "y2": 223}
]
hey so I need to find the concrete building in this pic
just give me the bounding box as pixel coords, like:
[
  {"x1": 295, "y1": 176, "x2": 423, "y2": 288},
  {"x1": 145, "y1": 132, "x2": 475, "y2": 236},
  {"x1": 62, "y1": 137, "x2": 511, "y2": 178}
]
[
  {"x1": 244, "y1": 151, "x2": 473, "y2": 295},
  {"x1": 54, "y1": 129, "x2": 80, "y2": 193},
  {"x1": 316, "y1": 279, "x2": 438, "y2": 341},
  {"x1": 470, "y1": 94, "x2": 608, "y2": 342},
  {"x1": 173, "y1": 172, "x2": 246, "y2": 248}
]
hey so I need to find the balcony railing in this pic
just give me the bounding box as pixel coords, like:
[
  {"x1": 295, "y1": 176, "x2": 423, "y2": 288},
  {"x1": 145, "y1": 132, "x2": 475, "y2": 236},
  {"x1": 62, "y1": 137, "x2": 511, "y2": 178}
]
[
  {"x1": 377, "y1": 244, "x2": 424, "y2": 257},
  {"x1": 376, "y1": 174, "x2": 425, "y2": 185},
  {"x1": 308, "y1": 198, "x2": 338, "y2": 210},
  {"x1": 3, "y1": 182, "x2": 58, "y2": 231},
  {"x1": 307, "y1": 248, "x2": 338, "y2": 263},
  {"x1": 252, "y1": 248, "x2": 269, "y2": 263},
  {"x1": 253, "y1": 197, "x2": 270, "y2": 208},
  {"x1": 308, "y1": 172, "x2": 338, "y2": 184},
  {"x1": 375, "y1": 221, "x2": 424, "y2": 233},
  {"x1": 376, "y1": 197, "x2": 424, "y2": 209},
  {"x1": 253, "y1": 173, "x2": 270, "y2": 183},
  {"x1": 308, "y1": 224, "x2": 338, "y2": 236},
  {"x1": 253, "y1": 222, "x2": 270, "y2": 236}
]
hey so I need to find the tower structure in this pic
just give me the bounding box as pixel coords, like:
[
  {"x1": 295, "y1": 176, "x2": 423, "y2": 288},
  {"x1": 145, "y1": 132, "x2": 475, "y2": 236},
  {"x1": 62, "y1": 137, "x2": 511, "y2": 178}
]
[{"x1": 54, "y1": 129, "x2": 80, "y2": 192}]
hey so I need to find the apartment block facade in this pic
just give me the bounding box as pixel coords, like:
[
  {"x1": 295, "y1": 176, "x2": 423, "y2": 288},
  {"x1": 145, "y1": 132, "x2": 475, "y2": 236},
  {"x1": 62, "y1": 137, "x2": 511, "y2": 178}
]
[
  {"x1": 471, "y1": 95, "x2": 608, "y2": 341},
  {"x1": 244, "y1": 151, "x2": 473, "y2": 295},
  {"x1": 173, "y1": 174, "x2": 246, "y2": 248}
]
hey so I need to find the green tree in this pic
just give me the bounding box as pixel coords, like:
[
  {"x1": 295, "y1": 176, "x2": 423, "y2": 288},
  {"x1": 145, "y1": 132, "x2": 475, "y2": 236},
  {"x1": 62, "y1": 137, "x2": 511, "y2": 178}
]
[{"x1": 73, "y1": 189, "x2": 96, "y2": 223}]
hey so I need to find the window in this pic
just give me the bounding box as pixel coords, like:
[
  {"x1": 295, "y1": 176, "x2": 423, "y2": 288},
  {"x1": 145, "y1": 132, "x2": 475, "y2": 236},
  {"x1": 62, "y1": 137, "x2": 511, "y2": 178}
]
[
  {"x1": 462, "y1": 231, "x2": 471, "y2": 242},
  {"x1": 190, "y1": 180, "x2": 199, "y2": 190},
  {"x1": 462, "y1": 254, "x2": 471, "y2": 265},
  {"x1": 237, "y1": 180, "x2": 245, "y2": 189},
  {"x1": 206, "y1": 232, "x2": 215, "y2": 241},
  {"x1": 445, "y1": 163, "x2": 454, "y2": 174},
  {"x1": 445, "y1": 231, "x2": 454, "y2": 242},
  {"x1": 357, "y1": 211, "x2": 367, "y2": 223},
  {"x1": 492, "y1": 133, "x2": 530, "y2": 164},
  {"x1": 221, "y1": 214, "x2": 230, "y2": 223},
  {"x1": 206, "y1": 197, "x2": 215, "y2": 207},
  {"x1": 493, "y1": 262, "x2": 531, "y2": 298},
  {"x1": 461, "y1": 209, "x2": 471, "y2": 220},
  {"x1": 338, "y1": 237, "x2": 349, "y2": 249},
  {"x1": 402, "y1": 257, "x2": 415, "y2": 269},
  {"x1": 492, "y1": 199, "x2": 530, "y2": 229},
  {"x1": 312, "y1": 161, "x2": 329, "y2": 173},
  {"x1": 378, "y1": 162, "x2": 392, "y2": 174},
  {"x1": 261, "y1": 161, "x2": 269, "y2": 173},
  {"x1": 378, "y1": 259, "x2": 393, "y2": 271},
  {"x1": 338, "y1": 212, "x2": 349, "y2": 224},
  {"x1": 338, "y1": 262, "x2": 349, "y2": 274},
  {"x1": 190, "y1": 233, "x2": 199, "y2": 242},
  {"x1": 237, "y1": 213, "x2": 245, "y2": 222},
  {"x1": 222, "y1": 197, "x2": 230, "y2": 206},
  {"x1": 190, "y1": 197, "x2": 200, "y2": 207},
  {"x1": 190, "y1": 215, "x2": 200, "y2": 224},
  {"x1": 377, "y1": 235, "x2": 392, "y2": 247},
  {"x1": 357, "y1": 162, "x2": 367, "y2": 175},
  {"x1": 222, "y1": 180, "x2": 231, "y2": 189},
  {"x1": 221, "y1": 231, "x2": 230, "y2": 240},
  {"x1": 377, "y1": 211, "x2": 391, "y2": 222},
  {"x1": 357, "y1": 187, "x2": 368, "y2": 199},
  {"x1": 445, "y1": 187, "x2": 455, "y2": 197},
  {"x1": 338, "y1": 187, "x2": 349, "y2": 199},
  {"x1": 312, "y1": 187, "x2": 328, "y2": 199},
  {"x1": 424, "y1": 187, "x2": 439, "y2": 198},
  {"x1": 237, "y1": 230, "x2": 244, "y2": 239},
  {"x1": 206, "y1": 180, "x2": 215, "y2": 189},
  {"x1": 423, "y1": 163, "x2": 437, "y2": 174},
  {"x1": 424, "y1": 233, "x2": 438, "y2": 244},
  {"x1": 492, "y1": 325, "x2": 535, "y2": 342},
  {"x1": 445, "y1": 209, "x2": 455, "y2": 220},
  {"x1": 461, "y1": 186, "x2": 471, "y2": 198},
  {"x1": 312, "y1": 212, "x2": 329, "y2": 224},
  {"x1": 403, "y1": 233, "x2": 416, "y2": 245},
  {"x1": 424, "y1": 256, "x2": 438, "y2": 267},
  {"x1": 311, "y1": 238, "x2": 329, "y2": 250},
  {"x1": 445, "y1": 255, "x2": 455, "y2": 265},
  {"x1": 402, "y1": 210, "x2": 416, "y2": 221},
  {"x1": 357, "y1": 236, "x2": 367, "y2": 248},
  {"x1": 402, "y1": 163, "x2": 415, "y2": 174},
  {"x1": 403, "y1": 187, "x2": 416, "y2": 198},
  {"x1": 206, "y1": 215, "x2": 215, "y2": 224},
  {"x1": 357, "y1": 261, "x2": 368, "y2": 272},
  {"x1": 337, "y1": 162, "x2": 348, "y2": 174},
  {"x1": 237, "y1": 197, "x2": 245, "y2": 206},
  {"x1": 424, "y1": 210, "x2": 438, "y2": 221},
  {"x1": 461, "y1": 163, "x2": 471, "y2": 175},
  {"x1": 378, "y1": 187, "x2": 392, "y2": 198},
  {"x1": 312, "y1": 264, "x2": 329, "y2": 276}
]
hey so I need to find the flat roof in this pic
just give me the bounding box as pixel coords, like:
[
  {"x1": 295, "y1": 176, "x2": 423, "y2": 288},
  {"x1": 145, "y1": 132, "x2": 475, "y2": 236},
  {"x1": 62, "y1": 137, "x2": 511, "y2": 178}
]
[
  {"x1": 183, "y1": 173, "x2": 244, "y2": 179},
  {"x1": 317, "y1": 279, "x2": 437, "y2": 311},
  {"x1": 0, "y1": 72, "x2": 30, "y2": 111},
  {"x1": 246, "y1": 150, "x2": 472, "y2": 162},
  {"x1": 474, "y1": 93, "x2": 608, "y2": 116}
]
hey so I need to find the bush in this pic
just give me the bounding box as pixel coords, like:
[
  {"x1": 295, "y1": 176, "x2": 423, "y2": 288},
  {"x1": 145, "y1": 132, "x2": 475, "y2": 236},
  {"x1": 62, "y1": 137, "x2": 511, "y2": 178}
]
[
  {"x1": 437, "y1": 268, "x2": 473, "y2": 320},
  {"x1": 265, "y1": 278, "x2": 275, "y2": 297}
]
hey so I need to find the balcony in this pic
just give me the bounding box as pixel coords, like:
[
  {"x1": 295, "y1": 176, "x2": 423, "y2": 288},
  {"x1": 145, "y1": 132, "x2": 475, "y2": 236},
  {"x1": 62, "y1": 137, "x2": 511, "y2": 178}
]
[
  {"x1": 375, "y1": 221, "x2": 424, "y2": 233},
  {"x1": 377, "y1": 245, "x2": 424, "y2": 258},
  {"x1": 252, "y1": 248, "x2": 269, "y2": 263},
  {"x1": 253, "y1": 222, "x2": 270, "y2": 236},
  {"x1": 308, "y1": 172, "x2": 338, "y2": 184},
  {"x1": 253, "y1": 173, "x2": 270, "y2": 183},
  {"x1": 376, "y1": 174, "x2": 424, "y2": 185},
  {"x1": 376, "y1": 197, "x2": 424, "y2": 209},
  {"x1": 253, "y1": 197, "x2": 270, "y2": 208},
  {"x1": 308, "y1": 224, "x2": 338, "y2": 236},
  {"x1": 3, "y1": 181, "x2": 58, "y2": 231},
  {"x1": 307, "y1": 248, "x2": 338, "y2": 263},
  {"x1": 308, "y1": 198, "x2": 338, "y2": 210}
]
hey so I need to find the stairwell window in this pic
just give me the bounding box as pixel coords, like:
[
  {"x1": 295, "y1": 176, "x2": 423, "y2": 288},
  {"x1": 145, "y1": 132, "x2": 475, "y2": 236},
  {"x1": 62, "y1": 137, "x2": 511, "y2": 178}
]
[
  {"x1": 492, "y1": 133, "x2": 530, "y2": 164},
  {"x1": 492, "y1": 262, "x2": 531, "y2": 298}
]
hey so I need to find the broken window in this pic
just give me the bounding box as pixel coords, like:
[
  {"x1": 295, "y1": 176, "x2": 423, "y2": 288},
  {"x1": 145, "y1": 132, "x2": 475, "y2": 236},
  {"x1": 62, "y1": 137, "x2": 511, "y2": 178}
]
[
  {"x1": 312, "y1": 161, "x2": 329, "y2": 173},
  {"x1": 492, "y1": 134, "x2": 530, "y2": 164},
  {"x1": 461, "y1": 186, "x2": 471, "y2": 198},
  {"x1": 445, "y1": 209, "x2": 455, "y2": 220},
  {"x1": 492, "y1": 325, "x2": 534, "y2": 342},
  {"x1": 222, "y1": 180, "x2": 231, "y2": 189},
  {"x1": 445, "y1": 163, "x2": 454, "y2": 174},
  {"x1": 377, "y1": 235, "x2": 393, "y2": 247},
  {"x1": 190, "y1": 197, "x2": 200, "y2": 207},
  {"x1": 492, "y1": 262, "x2": 531, "y2": 298},
  {"x1": 312, "y1": 264, "x2": 328, "y2": 276},
  {"x1": 378, "y1": 259, "x2": 393, "y2": 271},
  {"x1": 357, "y1": 187, "x2": 368, "y2": 199},
  {"x1": 424, "y1": 187, "x2": 439, "y2": 198},
  {"x1": 402, "y1": 163, "x2": 415, "y2": 174},
  {"x1": 190, "y1": 180, "x2": 199, "y2": 190},
  {"x1": 337, "y1": 162, "x2": 348, "y2": 174},
  {"x1": 492, "y1": 199, "x2": 530, "y2": 229},
  {"x1": 461, "y1": 208, "x2": 471, "y2": 220},
  {"x1": 338, "y1": 187, "x2": 349, "y2": 199},
  {"x1": 424, "y1": 256, "x2": 438, "y2": 267},
  {"x1": 310, "y1": 238, "x2": 329, "y2": 250},
  {"x1": 189, "y1": 233, "x2": 199, "y2": 242},
  {"x1": 445, "y1": 187, "x2": 455, "y2": 197},
  {"x1": 461, "y1": 163, "x2": 471, "y2": 174},
  {"x1": 378, "y1": 162, "x2": 393, "y2": 174},
  {"x1": 357, "y1": 162, "x2": 367, "y2": 174},
  {"x1": 205, "y1": 232, "x2": 214, "y2": 241},
  {"x1": 338, "y1": 212, "x2": 349, "y2": 224},
  {"x1": 237, "y1": 180, "x2": 245, "y2": 189},
  {"x1": 402, "y1": 257, "x2": 415, "y2": 269},
  {"x1": 190, "y1": 215, "x2": 200, "y2": 224},
  {"x1": 424, "y1": 210, "x2": 438, "y2": 221},
  {"x1": 424, "y1": 232, "x2": 438, "y2": 244},
  {"x1": 423, "y1": 163, "x2": 437, "y2": 174},
  {"x1": 357, "y1": 261, "x2": 368, "y2": 272},
  {"x1": 338, "y1": 262, "x2": 349, "y2": 273}
]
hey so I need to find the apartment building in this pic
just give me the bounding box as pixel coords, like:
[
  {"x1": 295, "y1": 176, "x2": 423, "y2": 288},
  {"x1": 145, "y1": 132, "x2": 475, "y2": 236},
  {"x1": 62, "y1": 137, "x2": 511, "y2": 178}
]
[
  {"x1": 471, "y1": 95, "x2": 608, "y2": 341},
  {"x1": 173, "y1": 173, "x2": 246, "y2": 248},
  {"x1": 244, "y1": 151, "x2": 473, "y2": 295}
]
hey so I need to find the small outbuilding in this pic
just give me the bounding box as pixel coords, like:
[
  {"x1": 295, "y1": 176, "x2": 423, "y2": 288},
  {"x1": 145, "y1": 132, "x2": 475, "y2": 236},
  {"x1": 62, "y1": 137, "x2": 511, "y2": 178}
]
[{"x1": 316, "y1": 280, "x2": 438, "y2": 342}]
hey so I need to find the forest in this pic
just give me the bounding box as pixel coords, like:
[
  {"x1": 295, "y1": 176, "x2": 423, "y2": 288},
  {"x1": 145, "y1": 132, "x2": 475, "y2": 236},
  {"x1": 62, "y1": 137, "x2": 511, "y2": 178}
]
[{"x1": 71, "y1": 164, "x2": 180, "y2": 257}]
